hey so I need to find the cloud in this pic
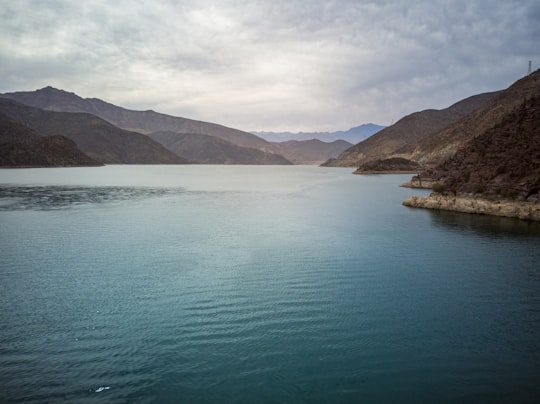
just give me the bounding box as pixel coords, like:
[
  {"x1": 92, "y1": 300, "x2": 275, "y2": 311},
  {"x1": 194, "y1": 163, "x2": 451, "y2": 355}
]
[{"x1": 1, "y1": 0, "x2": 539, "y2": 131}]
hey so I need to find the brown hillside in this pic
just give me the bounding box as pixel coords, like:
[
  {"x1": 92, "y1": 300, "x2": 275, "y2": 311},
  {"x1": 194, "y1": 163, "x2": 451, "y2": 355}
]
[
  {"x1": 148, "y1": 131, "x2": 292, "y2": 164},
  {"x1": 322, "y1": 91, "x2": 499, "y2": 167},
  {"x1": 0, "y1": 86, "x2": 272, "y2": 150},
  {"x1": 407, "y1": 70, "x2": 540, "y2": 165},
  {"x1": 425, "y1": 96, "x2": 540, "y2": 200},
  {"x1": 0, "y1": 112, "x2": 101, "y2": 167},
  {"x1": 269, "y1": 139, "x2": 353, "y2": 164},
  {"x1": 354, "y1": 157, "x2": 422, "y2": 174},
  {"x1": 0, "y1": 99, "x2": 187, "y2": 164}
]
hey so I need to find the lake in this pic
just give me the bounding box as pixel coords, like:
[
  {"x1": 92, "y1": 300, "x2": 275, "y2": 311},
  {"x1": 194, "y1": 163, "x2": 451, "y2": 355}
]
[{"x1": 1, "y1": 165, "x2": 539, "y2": 403}]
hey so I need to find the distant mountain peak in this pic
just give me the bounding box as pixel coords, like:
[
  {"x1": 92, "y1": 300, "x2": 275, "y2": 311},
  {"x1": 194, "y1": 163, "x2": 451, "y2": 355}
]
[
  {"x1": 39, "y1": 86, "x2": 75, "y2": 95},
  {"x1": 253, "y1": 123, "x2": 385, "y2": 144}
]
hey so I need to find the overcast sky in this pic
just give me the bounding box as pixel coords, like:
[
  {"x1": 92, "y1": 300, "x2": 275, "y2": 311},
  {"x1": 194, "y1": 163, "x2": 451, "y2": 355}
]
[{"x1": 1, "y1": 0, "x2": 539, "y2": 132}]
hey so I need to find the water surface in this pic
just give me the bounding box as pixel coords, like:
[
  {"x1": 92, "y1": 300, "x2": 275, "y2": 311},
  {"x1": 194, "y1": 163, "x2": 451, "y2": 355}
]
[{"x1": 1, "y1": 165, "x2": 539, "y2": 403}]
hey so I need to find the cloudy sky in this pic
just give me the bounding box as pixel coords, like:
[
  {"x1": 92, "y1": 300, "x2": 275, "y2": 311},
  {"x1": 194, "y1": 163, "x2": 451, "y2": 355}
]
[{"x1": 1, "y1": 0, "x2": 539, "y2": 132}]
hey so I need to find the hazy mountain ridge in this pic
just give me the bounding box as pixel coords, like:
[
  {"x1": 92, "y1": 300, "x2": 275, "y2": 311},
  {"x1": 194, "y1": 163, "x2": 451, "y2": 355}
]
[
  {"x1": 0, "y1": 87, "x2": 297, "y2": 164},
  {"x1": 253, "y1": 123, "x2": 385, "y2": 144},
  {"x1": 148, "y1": 131, "x2": 292, "y2": 164},
  {"x1": 0, "y1": 87, "x2": 271, "y2": 150},
  {"x1": 0, "y1": 86, "x2": 353, "y2": 165},
  {"x1": 268, "y1": 139, "x2": 353, "y2": 164},
  {"x1": 0, "y1": 99, "x2": 187, "y2": 164},
  {"x1": 322, "y1": 91, "x2": 501, "y2": 167},
  {"x1": 0, "y1": 112, "x2": 101, "y2": 167}
]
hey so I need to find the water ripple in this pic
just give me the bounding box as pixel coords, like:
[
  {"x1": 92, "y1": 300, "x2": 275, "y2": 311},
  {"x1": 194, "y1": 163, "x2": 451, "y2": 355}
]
[{"x1": 0, "y1": 185, "x2": 184, "y2": 210}]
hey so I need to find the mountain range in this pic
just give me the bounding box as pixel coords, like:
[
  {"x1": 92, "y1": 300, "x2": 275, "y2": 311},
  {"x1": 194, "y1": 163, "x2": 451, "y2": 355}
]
[
  {"x1": 1, "y1": 87, "x2": 268, "y2": 150},
  {"x1": 5, "y1": 70, "x2": 536, "y2": 177},
  {"x1": 0, "y1": 87, "x2": 355, "y2": 165},
  {"x1": 267, "y1": 139, "x2": 353, "y2": 165},
  {"x1": 0, "y1": 98, "x2": 187, "y2": 165},
  {"x1": 325, "y1": 69, "x2": 539, "y2": 215},
  {"x1": 0, "y1": 87, "x2": 291, "y2": 165},
  {"x1": 253, "y1": 123, "x2": 385, "y2": 144},
  {"x1": 148, "y1": 131, "x2": 291, "y2": 165}
]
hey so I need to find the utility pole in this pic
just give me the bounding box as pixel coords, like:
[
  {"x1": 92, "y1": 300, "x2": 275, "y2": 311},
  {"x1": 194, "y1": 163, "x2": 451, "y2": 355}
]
[{"x1": 528, "y1": 60, "x2": 532, "y2": 75}]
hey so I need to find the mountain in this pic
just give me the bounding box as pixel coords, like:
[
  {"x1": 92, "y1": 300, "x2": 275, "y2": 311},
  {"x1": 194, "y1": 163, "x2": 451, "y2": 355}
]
[
  {"x1": 0, "y1": 99, "x2": 187, "y2": 164},
  {"x1": 253, "y1": 123, "x2": 385, "y2": 144},
  {"x1": 403, "y1": 94, "x2": 540, "y2": 220},
  {"x1": 0, "y1": 112, "x2": 101, "y2": 167},
  {"x1": 405, "y1": 70, "x2": 540, "y2": 166},
  {"x1": 322, "y1": 91, "x2": 500, "y2": 167},
  {"x1": 268, "y1": 139, "x2": 353, "y2": 164},
  {"x1": 423, "y1": 95, "x2": 540, "y2": 199},
  {"x1": 148, "y1": 131, "x2": 292, "y2": 164},
  {"x1": 0, "y1": 86, "x2": 274, "y2": 151}
]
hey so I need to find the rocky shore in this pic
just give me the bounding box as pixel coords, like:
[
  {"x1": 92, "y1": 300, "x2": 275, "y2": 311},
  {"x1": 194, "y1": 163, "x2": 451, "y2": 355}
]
[
  {"x1": 400, "y1": 176, "x2": 436, "y2": 189},
  {"x1": 352, "y1": 157, "x2": 422, "y2": 175},
  {"x1": 403, "y1": 194, "x2": 540, "y2": 221}
]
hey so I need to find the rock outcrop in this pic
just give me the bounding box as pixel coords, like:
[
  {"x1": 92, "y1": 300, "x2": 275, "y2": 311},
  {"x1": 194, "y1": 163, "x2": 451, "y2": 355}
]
[
  {"x1": 353, "y1": 157, "x2": 422, "y2": 174},
  {"x1": 403, "y1": 194, "x2": 540, "y2": 221},
  {"x1": 403, "y1": 91, "x2": 540, "y2": 221},
  {"x1": 421, "y1": 95, "x2": 540, "y2": 200}
]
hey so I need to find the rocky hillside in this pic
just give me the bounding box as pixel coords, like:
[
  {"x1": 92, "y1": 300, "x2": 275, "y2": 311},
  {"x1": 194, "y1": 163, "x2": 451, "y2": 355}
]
[
  {"x1": 148, "y1": 131, "x2": 292, "y2": 164},
  {"x1": 269, "y1": 139, "x2": 352, "y2": 164},
  {"x1": 406, "y1": 70, "x2": 540, "y2": 165},
  {"x1": 322, "y1": 91, "x2": 500, "y2": 167},
  {"x1": 423, "y1": 95, "x2": 540, "y2": 200},
  {"x1": 0, "y1": 99, "x2": 187, "y2": 164},
  {"x1": 0, "y1": 112, "x2": 101, "y2": 167},
  {"x1": 0, "y1": 87, "x2": 272, "y2": 150},
  {"x1": 353, "y1": 157, "x2": 422, "y2": 174}
]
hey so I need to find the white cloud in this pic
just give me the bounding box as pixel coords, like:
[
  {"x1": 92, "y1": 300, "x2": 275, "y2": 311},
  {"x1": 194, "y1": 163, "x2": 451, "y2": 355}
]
[{"x1": 1, "y1": 0, "x2": 539, "y2": 131}]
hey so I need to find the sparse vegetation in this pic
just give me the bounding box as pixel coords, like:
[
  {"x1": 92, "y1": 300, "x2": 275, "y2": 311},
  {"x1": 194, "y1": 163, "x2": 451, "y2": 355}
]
[
  {"x1": 354, "y1": 157, "x2": 422, "y2": 173},
  {"x1": 426, "y1": 96, "x2": 540, "y2": 201},
  {"x1": 432, "y1": 182, "x2": 446, "y2": 193}
]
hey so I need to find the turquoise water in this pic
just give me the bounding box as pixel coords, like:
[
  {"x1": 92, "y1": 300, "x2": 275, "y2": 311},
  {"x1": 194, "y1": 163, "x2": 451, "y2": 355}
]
[{"x1": 0, "y1": 165, "x2": 539, "y2": 403}]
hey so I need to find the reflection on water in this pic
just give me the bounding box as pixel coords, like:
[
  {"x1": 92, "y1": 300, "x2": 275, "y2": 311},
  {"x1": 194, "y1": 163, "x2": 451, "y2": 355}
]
[
  {"x1": 0, "y1": 185, "x2": 184, "y2": 210},
  {"x1": 429, "y1": 209, "x2": 540, "y2": 237}
]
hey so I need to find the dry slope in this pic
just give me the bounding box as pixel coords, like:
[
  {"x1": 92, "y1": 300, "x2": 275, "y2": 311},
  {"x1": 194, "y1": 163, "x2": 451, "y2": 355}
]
[
  {"x1": 0, "y1": 112, "x2": 101, "y2": 167},
  {"x1": 0, "y1": 99, "x2": 187, "y2": 164},
  {"x1": 322, "y1": 91, "x2": 499, "y2": 167}
]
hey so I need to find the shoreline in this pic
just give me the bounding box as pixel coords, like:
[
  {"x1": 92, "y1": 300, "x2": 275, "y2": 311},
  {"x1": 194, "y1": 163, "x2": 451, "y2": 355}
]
[
  {"x1": 403, "y1": 194, "x2": 540, "y2": 221},
  {"x1": 353, "y1": 170, "x2": 419, "y2": 175},
  {"x1": 400, "y1": 180, "x2": 435, "y2": 189}
]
